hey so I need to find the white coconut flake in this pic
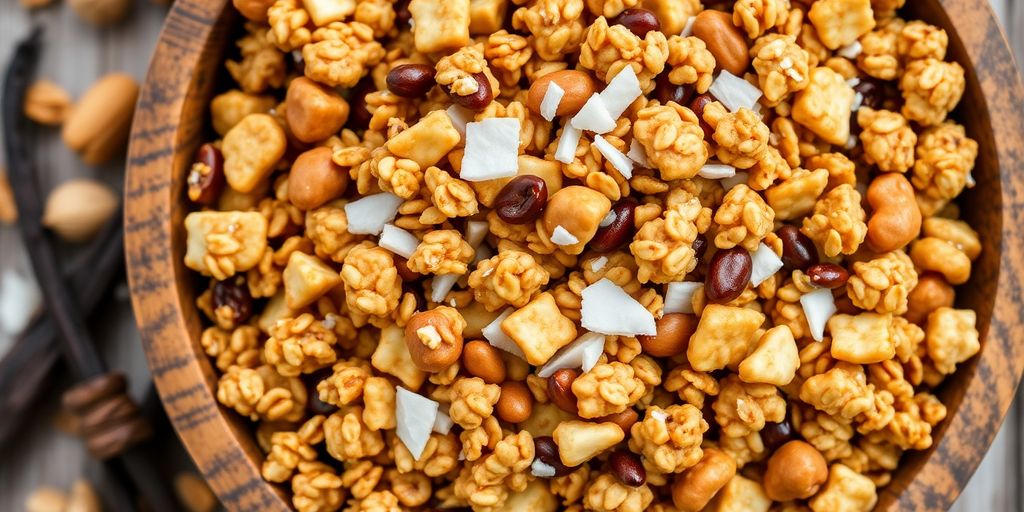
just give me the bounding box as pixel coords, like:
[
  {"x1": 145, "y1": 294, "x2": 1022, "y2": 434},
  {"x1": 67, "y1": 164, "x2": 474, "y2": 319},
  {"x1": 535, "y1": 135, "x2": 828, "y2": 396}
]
[
  {"x1": 846, "y1": 77, "x2": 861, "y2": 89},
  {"x1": 627, "y1": 138, "x2": 650, "y2": 167},
  {"x1": 599, "y1": 210, "x2": 616, "y2": 227},
  {"x1": 474, "y1": 244, "x2": 493, "y2": 264},
  {"x1": 680, "y1": 16, "x2": 696, "y2": 37},
  {"x1": 709, "y1": 70, "x2": 763, "y2": 113},
  {"x1": 555, "y1": 124, "x2": 583, "y2": 164},
  {"x1": 697, "y1": 163, "x2": 737, "y2": 179},
  {"x1": 344, "y1": 192, "x2": 403, "y2": 235},
  {"x1": 720, "y1": 171, "x2": 749, "y2": 191},
  {"x1": 550, "y1": 225, "x2": 580, "y2": 246},
  {"x1": 750, "y1": 243, "x2": 784, "y2": 286},
  {"x1": 446, "y1": 104, "x2": 475, "y2": 140},
  {"x1": 396, "y1": 387, "x2": 439, "y2": 460},
  {"x1": 0, "y1": 269, "x2": 42, "y2": 336},
  {"x1": 581, "y1": 278, "x2": 657, "y2": 336},
  {"x1": 433, "y1": 408, "x2": 454, "y2": 434},
  {"x1": 379, "y1": 224, "x2": 420, "y2": 258},
  {"x1": 431, "y1": 274, "x2": 460, "y2": 303},
  {"x1": 461, "y1": 118, "x2": 521, "y2": 181},
  {"x1": 651, "y1": 409, "x2": 668, "y2": 422},
  {"x1": 845, "y1": 134, "x2": 857, "y2": 149},
  {"x1": 540, "y1": 81, "x2": 565, "y2": 121},
  {"x1": 570, "y1": 93, "x2": 617, "y2": 133},
  {"x1": 851, "y1": 92, "x2": 864, "y2": 112},
  {"x1": 800, "y1": 288, "x2": 836, "y2": 342},
  {"x1": 592, "y1": 135, "x2": 634, "y2": 179},
  {"x1": 465, "y1": 220, "x2": 489, "y2": 248},
  {"x1": 664, "y1": 281, "x2": 701, "y2": 314},
  {"x1": 531, "y1": 459, "x2": 557, "y2": 478},
  {"x1": 966, "y1": 171, "x2": 976, "y2": 188},
  {"x1": 591, "y1": 256, "x2": 608, "y2": 272},
  {"x1": 483, "y1": 308, "x2": 526, "y2": 359},
  {"x1": 599, "y1": 66, "x2": 642, "y2": 119},
  {"x1": 537, "y1": 332, "x2": 606, "y2": 378},
  {"x1": 838, "y1": 41, "x2": 863, "y2": 59}
]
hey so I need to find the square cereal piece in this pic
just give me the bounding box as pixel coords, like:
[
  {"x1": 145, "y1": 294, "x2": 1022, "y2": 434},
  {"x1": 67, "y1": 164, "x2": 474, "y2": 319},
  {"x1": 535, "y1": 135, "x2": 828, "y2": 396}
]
[
  {"x1": 372, "y1": 324, "x2": 427, "y2": 390},
  {"x1": 808, "y1": 0, "x2": 876, "y2": 50},
  {"x1": 409, "y1": 0, "x2": 471, "y2": 53},
  {"x1": 792, "y1": 67, "x2": 854, "y2": 146},
  {"x1": 385, "y1": 110, "x2": 462, "y2": 168},
  {"x1": 303, "y1": 0, "x2": 356, "y2": 26},
  {"x1": 501, "y1": 292, "x2": 578, "y2": 365},
  {"x1": 829, "y1": 313, "x2": 895, "y2": 364},
  {"x1": 184, "y1": 211, "x2": 268, "y2": 280},
  {"x1": 469, "y1": 0, "x2": 507, "y2": 34},
  {"x1": 808, "y1": 464, "x2": 877, "y2": 512},
  {"x1": 926, "y1": 307, "x2": 980, "y2": 374},
  {"x1": 283, "y1": 251, "x2": 341, "y2": 309},
  {"x1": 707, "y1": 474, "x2": 771, "y2": 512},
  {"x1": 687, "y1": 304, "x2": 765, "y2": 372}
]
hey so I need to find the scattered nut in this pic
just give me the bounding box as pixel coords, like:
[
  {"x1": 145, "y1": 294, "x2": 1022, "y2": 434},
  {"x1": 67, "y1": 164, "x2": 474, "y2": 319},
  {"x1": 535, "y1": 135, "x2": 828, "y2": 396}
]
[
  {"x1": 42, "y1": 179, "x2": 119, "y2": 242},
  {"x1": 542, "y1": 186, "x2": 612, "y2": 255},
  {"x1": 705, "y1": 247, "x2": 752, "y2": 303},
  {"x1": 174, "y1": 472, "x2": 219, "y2": 512},
  {"x1": 672, "y1": 447, "x2": 736, "y2": 512},
  {"x1": 866, "y1": 173, "x2": 922, "y2": 252},
  {"x1": 807, "y1": 263, "x2": 849, "y2": 289},
  {"x1": 462, "y1": 340, "x2": 507, "y2": 384},
  {"x1": 533, "y1": 435, "x2": 574, "y2": 476},
  {"x1": 762, "y1": 440, "x2": 828, "y2": 501},
  {"x1": 526, "y1": 70, "x2": 598, "y2": 118},
  {"x1": 495, "y1": 175, "x2": 547, "y2": 225},
  {"x1": 547, "y1": 368, "x2": 580, "y2": 414},
  {"x1": 24, "y1": 80, "x2": 72, "y2": 126},
  {"x1": 778, "y1": 224, "x2": 819, "y2": 270},
  {"x1": 187, "y1": 143, "x2": 226, "y2": 206},
  {"x1": 61, "y1": 73, "x2": 138, "y2": 165},
  {"x1": 691, "y1": 10, "x2": 749, "y2": 75},
  {"x1": 404, "y1": 306, "x2": 466, "y2": 372},
  {"x1": 496, "y1": 380, "x2": 534, "y2": 423},
  {"x1": 609, "y1": 449, "x2": 646, "y2": 486},
  {"x1": 906, "y1": 273, "x2": 955, "y2": 325},
  {"x1": 68, "y1": 0, "x2": 131, "y2": 25},
  {"x1": 637, "y1": 313, "x2": 696, "y2": 357},
  {"x1": 386, "y1": 63, "x2": 438, "y2": 98},
  {"x1": 288, "y1": 146, "x2": 350, "y2": 210},
  {"x1": 285, "y1": 77, "x2": 350, "y2": 144}
]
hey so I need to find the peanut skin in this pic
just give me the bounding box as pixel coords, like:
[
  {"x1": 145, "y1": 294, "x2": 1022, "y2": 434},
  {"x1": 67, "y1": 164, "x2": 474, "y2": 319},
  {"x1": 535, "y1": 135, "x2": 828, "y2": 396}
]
[{"x1": 866, "y1": 173, "x2": 922, "y2": 252}]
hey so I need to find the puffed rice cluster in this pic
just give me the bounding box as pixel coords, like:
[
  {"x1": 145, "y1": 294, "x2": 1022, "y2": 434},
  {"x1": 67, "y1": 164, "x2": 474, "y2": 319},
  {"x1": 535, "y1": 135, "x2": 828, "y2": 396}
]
[{"x1": 184, "y1": 0, "x2": 982, "y2": 510}]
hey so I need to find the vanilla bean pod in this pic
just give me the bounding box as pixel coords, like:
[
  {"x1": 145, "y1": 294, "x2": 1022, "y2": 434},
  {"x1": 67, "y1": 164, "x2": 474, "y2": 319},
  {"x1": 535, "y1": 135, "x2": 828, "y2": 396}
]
[{"x1": 3, "y1": 28, "x2": 179, "y2": 512}]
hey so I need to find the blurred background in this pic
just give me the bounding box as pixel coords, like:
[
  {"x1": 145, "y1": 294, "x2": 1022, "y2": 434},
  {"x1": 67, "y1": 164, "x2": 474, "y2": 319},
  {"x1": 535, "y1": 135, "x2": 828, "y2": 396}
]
[{"x1": 0, "y1": 0, "x2": 1020, "y2": 511}]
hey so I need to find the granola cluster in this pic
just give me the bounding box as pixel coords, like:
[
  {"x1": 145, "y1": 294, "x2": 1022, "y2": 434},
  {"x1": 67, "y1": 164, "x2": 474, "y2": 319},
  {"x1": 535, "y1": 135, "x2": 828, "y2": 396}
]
[{"x1": 185, "y1": 0, "x2": 984, "y2": 509}]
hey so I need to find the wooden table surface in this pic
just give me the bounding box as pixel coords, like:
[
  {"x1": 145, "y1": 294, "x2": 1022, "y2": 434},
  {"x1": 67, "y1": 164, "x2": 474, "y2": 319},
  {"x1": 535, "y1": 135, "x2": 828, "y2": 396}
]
[{"x1": 0, "y1": 1, "x2": 1021, "y2": 510}]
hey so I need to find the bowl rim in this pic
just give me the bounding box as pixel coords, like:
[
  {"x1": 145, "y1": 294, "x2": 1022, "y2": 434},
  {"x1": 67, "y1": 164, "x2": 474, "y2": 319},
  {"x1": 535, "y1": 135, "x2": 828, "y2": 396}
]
[{"x1": 124, "y1": 0, "x2": 1024, "y2": 510}]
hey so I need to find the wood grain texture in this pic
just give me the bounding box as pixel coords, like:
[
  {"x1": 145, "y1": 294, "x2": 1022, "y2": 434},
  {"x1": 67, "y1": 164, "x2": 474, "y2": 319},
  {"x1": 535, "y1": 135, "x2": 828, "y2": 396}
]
[{"x1": 118, "y1": 1, "x2": 1024, "y2": 512}]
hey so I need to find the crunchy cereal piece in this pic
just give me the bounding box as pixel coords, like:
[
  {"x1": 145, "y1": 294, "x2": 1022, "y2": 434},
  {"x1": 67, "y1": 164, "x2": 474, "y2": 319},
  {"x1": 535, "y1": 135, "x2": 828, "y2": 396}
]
[
  {"x1": 306, "y1": 201, "x2": 365, "y2": 263},
  {"x1": 265, "y1": 313, "x2": 339, "y2": 376},
  {"x1": 900, "y1": 58, "x2": 965, "y2": 126},
  {"x1": 385, "y1": 109, "x2": 463, "y2": 170},
  {"x1": 898, "y1": 20, "x2": 948, "y2": 62},
  {"x1": 687, "y1": 304, "x2": 765, "y2": 372},
  {"x1": 664, "y1": 365, "x2": 719, "y2": 409},
  {"x1": 805, "y1": 152, "x2": 856, "y2": 191},
  {"x1": 367, "y1": 149, "x2": 423, "y2": 199},
  {"x1": 734, "y1": 0, "x2": 790, "y2": 39},
  {"x1": 858, "y1": 108, "x2": 916, "y2": 174},
  {"x1": 706, "y1": 474, "x2": 772, "y2": 512},
  {"x1": 794, "y1": 405, "x2": 855, "y2": 461},
  {"x1": 792, "y1": 67, "x2": 854, "y2": 145},
  {"x1": 362, "y1": 376, "x2": 397, "y2": 430},
  {"x1": 630, "y1": 190, "x2": 709, "y2": 283},
  {"x1": 579, "y1": 16, "x2": 669, "y2": 91},
  {"x1": 262, "y1": 415, "x2": 326, "y2": 483},
  {"x1": 912, "y1": 121, "x2": 978, "y2": 203},
  {"x1": 201, "y1": 325, "x2": 262, "y2": 371},
  {"x1": 629, "y1": 404, "x2": 707, "y2": 473},
  {"x1": 584, "y1": 0, "x2": 638, "y2": 17},
  {"x1": 713, "y1": 375, "x2": 786, "y2": 438},
  {"x1": 210, "y1": 89, "x2": 277, "y2": 136},
  {"x1": 346, "y1": 490, "x2": 402, "y2": 512},
  {"x1": 702, "y1": 101, "x2": 770, "y2": 169},
  {"x1": 341, "y1": 242, "x2": 402, "y2": 317},
  {"x1": 799, "y1": 362, "x2": 875, "y2": 420},
  {"x1": 502, "y1": 292, "x2": 578, "y2": 365},
  {"x1": 713, "y1": 184, "x2": 775, "y2": 251},
  {"x1": 425, "y1": 166, "x2": 478, "y2": 220},
  {"x1": 325, "y1": 406, "x2": 385, "y2": 460},
  {"x1": 292, "y1": 461, "x2": 344, "y2": 512},
  {"x1": 468, "y1": 250, "x2": 550, "y2": 311},
  {"x1": 666, "y1": 36, "x2": 716, "y2": 93},
  {"x1": 719, "y1": 431, "x2": 767, "y2": 469},
  {"x1": 184, "y1": 211, "x2": 268, "y2": 280},
  {"x1": 317, "y1": 358, "x2": 373, "y2": 406},
  {"x1": 452, "y1": 431, "x2": 535, "y2": 509},
  {"x1": 801, "y1": 184, "x2": 867, "y2": 257},
  {"x1": 807, "y1": 0, "x2": 876, "y2": 50},
  {"x1": 883, "y1": 393, "x2": 934, "y2": 449},
  {"x1": 409, "y1": 0, "x2": 470, "y2": 53},
  {"x1": 387, "y1": 469, "x2": 432, "y2": 507},
  {"x1": 511, "y1": 0, "x2": 587, "y2": 61},
  {"x1": 449, "y1": 377, "x2": 501, "y2": 429},
  {"x1": 764, "y1": 167, "x2": 829, "y2": 221},
  {"x1": 751, "y1": 34, "x2": 810, "y2": 105},
  {"x1": 748, "y1": 146, "x2": 793, "y2": 191},
  {"x1": 461, "y1": 416, "x2": 503, "y2": 461},
  {"x1": 925, "y1": 307, "x2": 979, "y2": 374},
  {"x1": 583, "y1": 473, "x2": 653, "y2": 512},
  {"x1": 217, "y1": 365, "x2": 307, "y2": 422},
  {"x1": 808, "y1": 464, "x2": 877, "y2": 512},
  {"x1": 353, "y1": 0, "x2": 396, "y2": 37},
  {"x1": 871, "y1": 0, "x2": 905, "y2": 20},
  {"x1": 283, "y1": 252, "x2": 342, "y2": 310},
  {"x1": 572, "y1": 362, "x2": 646, "y2": 418},
  {"x1": 267, "y1": 0, "x2": 312, "y2": 52},
  {"x1": 407, "y1": 230, "x2": 474, "y2": 275},
  {"x1": 303, "y1": 22, "x2": 385, "y2": 87},
  {"x1": 395, "y1": 432, "x2": 460, "y2": 476},
  {"x1": 436, "y1": 43, "x2": 500, "y2": 98},
  {"x1": 857, "y1": 19, "x2": 903, "y2": 80},
  {"x1": 828, "y1": 313, "x2": 896, "y2": 364},
  {"x1": 226, "y1": 22, "x2": 286, "y2": 94},
  {"x1": 222, "y1": 113, "x2": 287, "y2": 194},
  {"x1": 738, "y1": 325, "x2": 799, "y2": 386},
  {"x1": 847, "y1": 251, "x2": 918, "y2": 314},
  {"x1": 632, "y1": 103, "x2": 708, "y2": 181}
]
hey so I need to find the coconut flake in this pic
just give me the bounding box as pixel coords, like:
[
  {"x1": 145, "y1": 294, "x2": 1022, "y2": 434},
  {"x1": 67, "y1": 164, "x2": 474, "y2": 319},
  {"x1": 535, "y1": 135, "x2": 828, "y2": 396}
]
[
  {"x1": 537, "y1": 332, "x2": 606, "y2": 378},
  {"x1": 379, "y1": 224, "x2": 420, "y2": 258},
  {"x1": 846, "y1": 77, "x2": 861, "y2": 89},
  {"x1": 555, "y1": 124, "x2": 583, "y2": 164},
  {"x1": 474, "y1": 244, "x2": 493, "y2": 264},
  {"x1": 845, "y1": 134, "x2": 857, "y2": 149},
  {"x1": 0, "y1": 269, "x2": 42, "y2": 336},
  {"x1": 593, "y1": 135, "x2": 634, "y2": 179},
  {"x1": 591, "y1": 256, "x2": 608, "y2": 272},
  {"x1": 651, "y1": 409, "x2": 668, "y2": 422},
  {"x1": 550, "y1": 225, "x2": 579, "y2": 246},
  {"x1": 709, "y1": 70, "x2": 763, "y2": 113},
  {"x1": 396, "y1": 387, "x2": 439, "y2": 460},
  {"x1": 697, "y1": 163, "x2": 737, "y2": 179},
  {"x1": 750, "y1": 243, "x2": 784, "y2": 286},
  {"x1": 461, "y1": 118, "x2": 521, "y2": 181},
  {"x1": 664, "y1": 281, "x2": 702, "y2": 314},
  {"x1": 483, "y1": 308, "x2": 526, "y2": 358},
  {"x1": 627, "y1": 138, "x2": 650, "y2": 167},
  {"x1": 431, "y1": 274, "x2": 460, "y2": 303},
  {"x1": 540, "y1": 82, "x2": 565, "y2": 121},
  {"x1": 966, "y1": 171, "x2": 976, "y2": 188},
  {"x1": 581, "y1": 278, "x2": 657, "y2": 336},
  {"x1": 800, "y1": 288, "x2": 836, "y2": 342},
  {"x1": 720, "y1": 171, "x2": 749, "y2": 191},
  {"x1": 570, "y1": 93, "x2": 617, "y2": 133},
  {"x1": 531, "y1": 459, "x2": 557, "y2": 478},
  {"x1": 851, "y1": 92, "x2": 864, "y2": 112},
  {"x1": 838, "y1": 41, "x2": 863, "y2": 59},
  {"x1": 344, "y1": 192, "x2": 403, "y2": 235},
  {"x1": 599, "y1": 66, "x2": 642, "y2": 119},
  {"x1": 465, "y1": 220, "x2": 489, "y2": 248},
  {"x1": 680, "y1": 16, "x2": 696, "y2": 37},
  {"x1": 433, "y1": 408, "x2": 454, "y2": 434},
  {"x1": 446, "y1": 104, "x2": 475, "y2": 140}
]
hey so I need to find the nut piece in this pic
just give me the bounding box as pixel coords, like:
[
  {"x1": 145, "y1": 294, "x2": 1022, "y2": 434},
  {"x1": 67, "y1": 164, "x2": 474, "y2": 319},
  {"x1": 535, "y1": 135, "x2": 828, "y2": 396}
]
[
  {"x1": 501, "y1": 292, "x2": 578, "y2": 365},
  {"x1": 285, "y1": 77, "x2": 350, "y2": 144},
  {"x1": 404, "y1": 306, "x2": 467, "y2": 372},
  {"x1": 671, "y1": 448, "x2": 736, "y2": 512},
  {"x1": 61, "y1": 73, "x2": 138, "y2": 165},
  {"x1": 42, "y1": 179, "x2": 119, "y2": 242},
  {"x1": 905, "y1": 273, "x2": 955, "y2": 325},
  {"x1": 222, "y1": 113, "x2": 288, "y2": 193},
  {"x1": 24, "y1": 80, "x2": 72, "y2": 126},
  {"x1": 547, "y1": 368, "x2": 580, "y2": 414},
  {"x1": 691, "y1": 10, "x2": 749, "y2": 75},
  {"x1": 462, "y1": 340, "x2": 507, "y2": 384},
  {"x1": 542, "y1": 186, "x2": 612, "y2": 255},
  {"x1": 68, "y1": 0, "x2": 130, "y2": 26},
  {"x1": 288, "y1": 147, "x2": 349, "y2": 210},
  {"x1": 526, "y1": 70, "x2": 598, "y2": 118},
  {"x1": 763, "y1": 440, "x2": 828, "y2": 501},
  {"x1": 496, "y1": 380, "x2": 534, "y2": 423},
  {"x1": 552, "y1": 420, "x2": 625, "y2": 467},
  {"x1": 637, "y1": 313, "x2": 696, "y2": 357},
  {"x1": 866, "y1": 173, "x2": 921, "y2": 253}
]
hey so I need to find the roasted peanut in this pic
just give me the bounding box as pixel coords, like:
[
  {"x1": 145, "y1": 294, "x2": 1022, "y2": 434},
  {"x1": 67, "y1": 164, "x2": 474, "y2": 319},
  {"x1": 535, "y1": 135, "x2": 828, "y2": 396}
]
[
  {"x1": 608, "y1": 449, "x2": 646, "y2": 487},
  {"x1": 542, "y1": 186, "x2": 612, "y2": 255},
  {"x1": 496, "y1": 380, "x2": 533, "y2": 423},
  {"x1": 232, "y1": 0, "x2": 275, "y2": 21},
  {"x1": 24, "y1": 80, "x2": 72, "y2": 126},
  {"x1": 61, "y1": 73, "x2": 138, "y2": 165},
  {"x1": 595, "y1": 408, "x2": 640, "y2": 433},
  {"x1": 68, "y1": 0, "x2": 129, "y2": 25},
  {"x1": 906, "y1": 273, "x2": 956, "y2": 324},
  {"x1": 526, "y1": 70, "x2": 598, "y2": 118},
  {"x1": 672, "y1": 447, "x2": 736, "y2": 512},
  {"x1": 923, "y1": 217, "x2": 981, "y2": 260},
  {"x1": 691, "y1": 10, "x2": 749, "y2": 75},
  {"x1": 762, "y1": 440, "x2": 828, "y2": 501},
  {"x1": 285, "y1": 77, "x2": 350, "y2": 144},
  {"x1": 288, "y1": 147, "x2": 349, "y2": 210},
  {"x1": 910, "y1": 237, "x2": 971, "y2": 285},
  {"x1": 547, "y1": 368, "x2": 580, "y2": 414},
  {"x1": 462, "y1": 340, "x2": 507, "y2": 384},
  {"x1": 42, "y1": 179, "x2": 119, "y2": 242},
  {"x1": 866, "y1": 173, "x2": 922, "y2": 252},
  {"x1": 637, "y1": 313, "x2": 696, "y2": 357},
  {"x1": 404, "y1": 307, "x2": 466, "y2": 372}
]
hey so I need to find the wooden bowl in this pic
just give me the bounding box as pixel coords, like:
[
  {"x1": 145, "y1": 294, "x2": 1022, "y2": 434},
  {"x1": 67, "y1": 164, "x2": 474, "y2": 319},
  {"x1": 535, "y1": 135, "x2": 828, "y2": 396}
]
[{"x1": 125, "y1": 1, "x2": 1024, "y2": 510}]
